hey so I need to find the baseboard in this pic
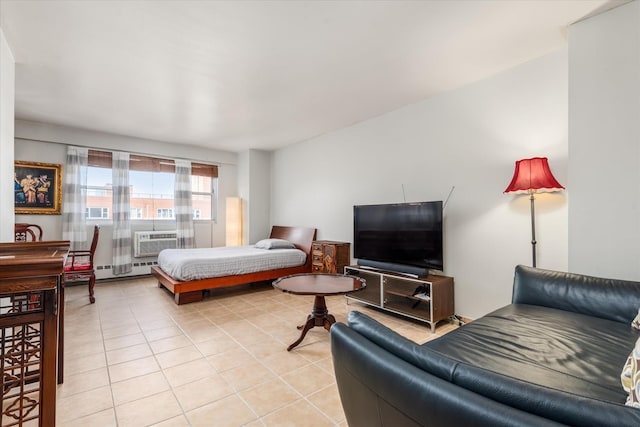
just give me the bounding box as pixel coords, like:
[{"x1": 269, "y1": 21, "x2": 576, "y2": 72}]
[{"x1": 95, "y1": 261, "x2": 157, "y2": 280}]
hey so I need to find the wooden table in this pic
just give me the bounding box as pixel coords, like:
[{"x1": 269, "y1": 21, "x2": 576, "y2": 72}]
[
  {"x1": 272, "y1": 273, "x2": 366, "y2": 351},
  {"x1": 0, "y1": 240, "x2": 69, "y2": 427}
]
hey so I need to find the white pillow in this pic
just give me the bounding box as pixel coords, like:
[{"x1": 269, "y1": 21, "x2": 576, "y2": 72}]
[{"x1": 255, "y1": 238, "x2": 296, "y2": 250}]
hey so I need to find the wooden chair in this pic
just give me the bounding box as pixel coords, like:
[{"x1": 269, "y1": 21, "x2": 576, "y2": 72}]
[
  {"x1": 64, "y1": 225, "x2": 100, "y2": 303},
  {"x1": 12, "y1": 224, "x2": 45, "y2": 312},
  {"x1": 15, "y1": 223, "x2": 43, "y2": 241}
]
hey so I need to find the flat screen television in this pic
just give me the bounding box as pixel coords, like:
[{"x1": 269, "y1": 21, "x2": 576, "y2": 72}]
[{"x1": 353, "y1": 201, "x2": 443, "y2": 274}]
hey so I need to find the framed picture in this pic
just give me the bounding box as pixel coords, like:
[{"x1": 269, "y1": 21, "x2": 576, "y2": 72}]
[{"x1": 14, "y1": 161, "x2": 63, "y2": 215}]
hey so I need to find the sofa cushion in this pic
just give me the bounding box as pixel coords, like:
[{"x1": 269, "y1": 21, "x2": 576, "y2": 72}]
[
  {"x1": 425, "y1": 304, "x2": 640, "y2": 426},
  {"x1": 427, "y1": 304, "x2": 638, "y2": 402},
  {"x1": 349, "y1": 307, "x2": 638, "y2": 401}
]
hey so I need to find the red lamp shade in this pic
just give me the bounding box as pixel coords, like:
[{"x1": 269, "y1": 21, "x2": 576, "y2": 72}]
[{"x1": 504, "y1": 157, "x2": 564, "y2": 194}]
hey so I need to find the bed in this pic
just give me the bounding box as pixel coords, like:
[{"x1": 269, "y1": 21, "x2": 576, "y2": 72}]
[{"x1": 151, "y1": 225, "x2": 317, "y2": 304}]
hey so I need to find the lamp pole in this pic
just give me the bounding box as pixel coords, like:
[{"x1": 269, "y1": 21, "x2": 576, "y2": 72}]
[{"x1": 529, "y1": 190, "x2": 536, "y2": 268}]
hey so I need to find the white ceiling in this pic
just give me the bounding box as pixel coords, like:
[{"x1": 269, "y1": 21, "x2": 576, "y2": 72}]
[{"x1": 0, "y1": 0, "x2": 626, "y2": 153}]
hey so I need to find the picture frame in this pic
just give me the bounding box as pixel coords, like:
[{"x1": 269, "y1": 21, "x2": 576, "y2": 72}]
[{"x1": 14, "y1": 160, "x2": 63, "y2": 215}]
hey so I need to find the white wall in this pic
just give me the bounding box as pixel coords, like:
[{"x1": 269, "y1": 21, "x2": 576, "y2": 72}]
[
  {"x1": 237, "y1": 150, "x2": 250, "y2": 244},
  {"x1": 14, "y1": 120, "x2": 239, "y2": 276},
  {"x1": 247, "y1": 149, "x2": 271, "y2": 243},
  {"x1": 0, "y1": 28, "x2": 15, "y2": 242},
  {"x1": 237, "y1": 149, "x2": 272, "y2": 244},
  {"x1": 272, "y1": 50, "x2": 569, "y2": 319},
  {"x1": 568, "y1": 1, "x2": 640, "y2": 281}
]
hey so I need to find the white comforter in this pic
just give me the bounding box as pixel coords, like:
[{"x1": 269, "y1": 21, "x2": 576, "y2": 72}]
[{"x1": 157, "y1": 245, "x2": 307, "y2": 281}]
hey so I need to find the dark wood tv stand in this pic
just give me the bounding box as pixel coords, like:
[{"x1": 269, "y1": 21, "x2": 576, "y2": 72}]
[{"x1": 344, "y1": 265, "x2": 454, "y2": 332}]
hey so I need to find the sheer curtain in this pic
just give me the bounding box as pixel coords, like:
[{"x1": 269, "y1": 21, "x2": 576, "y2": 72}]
[
  {"x1": 112, "y1": 151, "x2": 132, "y2": 275},
  {"x1": 174, "y1": 159, "x2": 194, "y2": 248},
  {"x1": 62, "y1": 146, "x2": 88, "y2": 250}
]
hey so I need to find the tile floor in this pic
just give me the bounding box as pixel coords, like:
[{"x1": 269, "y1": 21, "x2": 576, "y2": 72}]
[{"x1": 58, "y1": 277, "x2": 458, "y2": 426}]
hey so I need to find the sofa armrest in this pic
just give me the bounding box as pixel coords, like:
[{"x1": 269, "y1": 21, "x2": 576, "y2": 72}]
[
  {"x1": 346, "y1": 310, "x2": 458, "y2": 381},
  {"x1": 512, "y1": 265, "x2": 640, "y2": 324}
]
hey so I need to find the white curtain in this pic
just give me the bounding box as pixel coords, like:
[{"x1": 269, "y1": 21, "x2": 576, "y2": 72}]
[
  {"x1": 62, "y1": 146, "x2": 88, "y2": 250},
  {"x1": 174, "y1": 159, "x2": 194, "y2": 248},
  {"x1": 112, "y1": 151, "x2": 132, "y2": 275}
]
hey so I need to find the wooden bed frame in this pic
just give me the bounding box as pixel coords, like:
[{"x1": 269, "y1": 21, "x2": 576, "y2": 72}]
[{"x1": 151, "y1": 225, "x2": 317, "y2": 304}]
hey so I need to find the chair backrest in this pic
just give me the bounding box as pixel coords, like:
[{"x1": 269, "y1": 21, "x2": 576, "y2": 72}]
[
  {"x1": 15, "y1": 223, "x2": 43, "y2": 242},
  {"x1": 89, "y1": 225, "x2": 100, "y2": 254}
]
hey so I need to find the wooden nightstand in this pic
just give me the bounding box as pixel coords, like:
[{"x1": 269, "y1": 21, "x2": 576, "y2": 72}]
[{"x1": 311, "y1": 241, "x2": 351, "y2": 274}]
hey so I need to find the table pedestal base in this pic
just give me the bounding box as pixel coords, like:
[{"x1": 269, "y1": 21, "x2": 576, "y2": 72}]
[{"x1": 287, "y1": 295, "x2": 336, "y2": 351}]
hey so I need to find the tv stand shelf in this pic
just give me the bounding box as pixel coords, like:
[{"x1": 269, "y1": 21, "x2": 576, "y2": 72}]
[
  {"x1": 344, "y1": 265, "x2": 454, "y2": 332},
  {"x1": 385, "y1": 289, "x2": 431, "y2": 302}
]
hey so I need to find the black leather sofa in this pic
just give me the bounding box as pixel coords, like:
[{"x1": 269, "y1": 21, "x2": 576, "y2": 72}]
[{"x1": 331, "y1": 265, "x2": 640, "y2": 426}]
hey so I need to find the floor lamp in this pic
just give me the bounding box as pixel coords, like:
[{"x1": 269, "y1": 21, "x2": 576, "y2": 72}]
[
  {"x1": 225, "y1": 197, "x2": 243, "y2": 246},
  {"x1": 504, "y1": 157, "x2": 564, "y2": 268}
]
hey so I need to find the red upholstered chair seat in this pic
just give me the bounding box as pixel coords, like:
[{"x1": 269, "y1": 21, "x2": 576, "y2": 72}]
[{"x1": 64, "y1": 262, "x2": 92, "y2": 272}]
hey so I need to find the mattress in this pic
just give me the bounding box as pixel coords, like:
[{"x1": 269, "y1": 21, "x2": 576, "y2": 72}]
[{"x1": 157, "y1": 245, "x2": 307, "y2": 281}]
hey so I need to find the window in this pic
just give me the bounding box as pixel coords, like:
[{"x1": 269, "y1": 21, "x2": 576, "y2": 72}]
[
  {"x1": 130, "y1": 208, "x2": 142, "y2": 219},
  {"x1": 86, "y1": 207, "x2": 109, "y2": 219},
  {"x1": 86, "y1": 150, "x2": 218, "y2": 222},
  {"x1": 130, "y1": 169, "x2": 174, "y2": 220},
  {"x1": 191, "y1": 176, "x2": 212, "y2": 221},
  {"x1": 157, "y1": 208, "x2": 174, "y2": 219},
  {"x1": 86, "y1": 165, "x2": 113, "y2": 220},
  {"x1": 191, "y1": 163, "x2": 217, "y2": 221}
]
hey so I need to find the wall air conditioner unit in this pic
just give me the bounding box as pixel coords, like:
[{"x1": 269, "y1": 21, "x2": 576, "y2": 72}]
[{"x1": 134, "y1": 231, "x2": 177, "y2": 257}]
